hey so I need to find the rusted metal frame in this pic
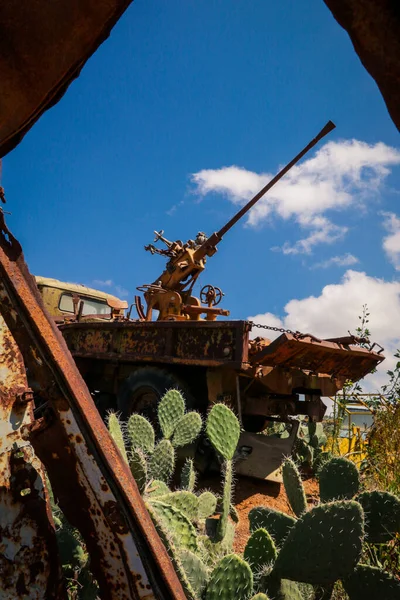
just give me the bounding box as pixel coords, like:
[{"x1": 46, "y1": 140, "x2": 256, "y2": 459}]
[
  {"x1": 0, "y1": 214, "x2": 185, "y2": 600},
  {"x1": 64, "y1": 351, "x2": 245, "y2": 369},
  {"x1": 0, "y1": 315, "x2": 64, "y2": 599}
]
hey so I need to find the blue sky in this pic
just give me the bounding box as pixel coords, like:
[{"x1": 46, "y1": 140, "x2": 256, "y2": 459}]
[{"x1": 2, "y1": 0, "x2": 400, "y2": 388}]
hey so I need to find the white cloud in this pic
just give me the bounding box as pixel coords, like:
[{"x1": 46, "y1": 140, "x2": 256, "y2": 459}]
[
  {"x1": 382, "y1": 211, "x2": 400, "y2": 270},
  {"x1": 312, "y1": 253, "x2": 359, "y2": 269},
  {"x1": 192, "y1": 140, "x2": 400, "y2": 253},
  {"x1": 92, "y1": 279, "x2": 113, "y2": 287},
  {"x1": 248, "y1": 269, "x2": 400, "y2": 392},
  {"x1": 115, "y1": 285, "x2": 129, "y2": 298}
]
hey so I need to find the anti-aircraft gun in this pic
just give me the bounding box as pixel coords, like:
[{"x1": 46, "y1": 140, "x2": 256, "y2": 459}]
[
  {"x1": 52, "y1": 121, "x2": 384, "y2": 484},
  {"x1": 136, "y1": 121, "x2": 336, "y2": 323}
]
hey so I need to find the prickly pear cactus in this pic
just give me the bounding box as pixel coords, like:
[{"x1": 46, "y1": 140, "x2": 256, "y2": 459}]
[
  {"x1": 205, "y1": 554, "x2": 253, "y2": 600},
  {"x1": 147, "y1": 500, "x2": 199, "y2": 553},
  {"x1": 343, "y1": 564, "x2": 400, "y2": 600},
  {"x1": 181, "y1": 458, "x2": 196, "y2": 492},
  {"x1": 147, "y1": 506, "x2": 197, "y2": 600},
  {"x1": 262, "y1": 576, "x2": 303, "y2": 600},
  {"x1": 313, "y1": 451, "x2": 332, "y2": 477},
  {"x1": 126, "y1": 413, "x2": 155, "y2": 453},
  {"x1": 198, "y1": 491, "x2": 218, "y2": 519},
  {"x1": 201, "y1": 521, "x2": 235, "y2": 564},
  {"x1": 107, "y1": 412, "x2": 128, "y2": 463},
  {"x1": 282, "y1": 458, "x2": 307, "y2": 517},
  {"x1": 149, "y1": 439, "x2": 175, "y2": 483},
  {"x1": 250, "y1": 595, "x2": 270, "y2": 600},
  {"x1": 273, "y1": 500, "x2": 364, "y2": 585},
  {"x1": 357, "y1": 490, "x2": 400, "y2": 543},
  {"x1": 172, "y1": 411, "x2": 202, "y2": 448},
  {"x1": 249, "y1": 506, "x2": 296, "y2": 548},
  {"x1": 319, "y1": 457, "x2": 360, "y2": 502},
  {"x1": 217, "y1": 460, "x2": 233, "y2": 540},
  {"x1": 158, "y1": 389, "x2": 185, "y2": 439},
  {"x1": 158, "y1": 491, "x2": 199, "y2": 521},
  {"x1": 128, "y1": 447, "x2": 147, "y2": 493},
  {"x1": 244, "y1": 528, "x2": 277, "y2": 572},
  {"x1": 206, "y1": 403, "x2": 241, "y2": 460},
  {"x1": 179, "y1": 550, "x2": 209, "y2": 598},
  {"x1": 145, "y1": 479, "x2": 170, "y2": 497}
]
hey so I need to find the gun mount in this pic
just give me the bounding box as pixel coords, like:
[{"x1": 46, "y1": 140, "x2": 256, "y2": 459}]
[{"x1": 137, "y1": 120, "x2": 336, "y2": 322}]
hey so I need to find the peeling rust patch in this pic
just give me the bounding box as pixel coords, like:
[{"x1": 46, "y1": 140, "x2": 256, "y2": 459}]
[{"x1": 0, "y1": 316, "x2": 64, "y2": 599}]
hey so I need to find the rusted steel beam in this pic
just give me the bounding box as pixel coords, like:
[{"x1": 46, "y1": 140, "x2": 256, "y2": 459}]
[
  {"x1": 0, "y1": 315, "x2": 65, "y2": 599},
  {"x1": 0, "y1": 212, "x2": 185, "y2": 600}
]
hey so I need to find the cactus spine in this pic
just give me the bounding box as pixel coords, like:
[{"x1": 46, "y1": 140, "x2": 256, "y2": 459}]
[
  {"x1": 158, "y1": 389, "x2": 185, "y2": 438},
  {"x1": 249, "y1": 506, "x2": 296, "y2": 548},
  {"x1": 198, "y1": 491, "x2": 218, "y2": 520},
  {"x1": 205, "y1": 554, "x2": 253, "y2": 600},
  {"x1": 181, "y1": 458, "x2": 196, "y2": 492},
  {"x1": 206, "y1": 403, "x2": 240, "y2": 541},
  {"x1": 149, "y1": 438, "x2": 175, "y2": 483},
  {"x1": 343, "y1": 564, "x2": 400, "y2": 600},
  {"x1": 319, "y1": 457, "x2": 360, "y2": 502},
  {"x1": 179, "y1": 550, "x2": 209, "y2": 598},
  {"x1": 282, "y1": 458, "x2": 307, "y2": 517},
  {"x1": 244, "y1": 528, "x2": 277, "y2": 573},
  {"x1": 356, "y1": 490, "x2": 400, "y2": 543},
  {"x1": 107, "y1": 412, "x2": 128, "y2": 463},
  {"x1": 126, "y1": 413, "x2": 155, "y2": 453},
  {"x1": 128, "y1": 448, "x2": 147, "y2": 494},
  {"x1": 273, "y1": 501, "x2": 364, "y2": 585}
]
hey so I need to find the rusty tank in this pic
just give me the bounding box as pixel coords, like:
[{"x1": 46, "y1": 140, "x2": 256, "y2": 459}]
[{"x1": 36, "y1": 122, "x2": 384, "y2": 482}]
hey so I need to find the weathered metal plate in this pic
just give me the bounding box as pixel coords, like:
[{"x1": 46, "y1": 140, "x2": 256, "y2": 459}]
[
  {"x1": 0, "y1": 0, "x2": 133, "y2": 157},
  {"x1": 249, "y1": 333, "x2": 384, "y2": 381},
  {"x1": 0, "y1": 316, "x2": 64, "y2": 599},
  {"x1": 0, "y1": 212, "x2": 185, "y2": 599},
  {"x1": 60, "y1": 320, "x2": 250, "y2": 367}
]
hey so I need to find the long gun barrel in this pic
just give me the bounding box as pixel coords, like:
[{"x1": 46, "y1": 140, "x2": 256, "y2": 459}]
[{"x1": 200, "y1": 120, "x2": 336, "y2": 255}]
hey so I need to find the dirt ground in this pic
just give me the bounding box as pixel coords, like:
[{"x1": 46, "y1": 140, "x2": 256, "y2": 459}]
[{"x1": 200, "y1": 472, "x2": 319, "y2": 553}]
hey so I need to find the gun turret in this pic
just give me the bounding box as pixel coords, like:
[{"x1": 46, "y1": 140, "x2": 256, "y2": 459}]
[{"x1": 137, "y1": 121, "x2": 335, "y2": 322}]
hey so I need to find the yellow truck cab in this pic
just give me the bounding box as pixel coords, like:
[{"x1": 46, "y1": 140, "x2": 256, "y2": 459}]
[{"x1": 35, "y1": 276, "x2": 128, "y2": 321}]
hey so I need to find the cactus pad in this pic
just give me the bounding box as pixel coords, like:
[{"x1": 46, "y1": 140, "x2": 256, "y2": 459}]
[
  {"x1": 179, "y1": 550, "x2": 209, "y2": 597},
  {"x1": 250, "y1": 595, "x2": 270, "y2": 600},
  {"x1": 357, "y1": 490, "x2": 400, "y2": 543},
  {"x1": 128, "y1": 448, "x2": 147, "y2": 493},
  {"x1": 181, "y1": 458, "x2": 196, "y2": 492},
  {"x1": 107, "y1": 412, "x2": 128, "y2": 463},
  {"x1": 198, "y1": 491, "x2": 218, "y2": 519},
  {"x1": 158, "y1": 491, "x2": 199, "y2": 521},
  {"x1": 319, "y1": 457, "x2": 360, "y2": 502},
  {"x1": 244, "y1": 528, "x2": 277, "y2": 572},
  {"x1": 282, "y1": 458, "x2": 307, "y2": 517},
  {"x1": 147, "y1": 500, "x2": 199, "y2": 552},
  {"x1": 274, "y1": 500, "x2": 364, "y2": 585},
  {"x1": 126, "y1": 414, "x2": 155, "y2": 453},
  {"x1": 205, "y1": 554, "x2": 253, "y2": 600},
  {"x1": 145, "y1": 479, "x2": 170, "y2": 497},
  {"x1": 172, "y1": 411, "x2": 202, "y2": 448},
  {"x1": 249, "y1": 506, "x2": 296, "y2": 547},
  {"x1": 206, "y1": 403, "x2": 240, "y2": 460},
  {"x1": 263, "y1": 577, "x2": 303, "y2": 600},
  {"x1": 343, "y1": 564, "x2": 400, "y2": 600},
  {"x1": 158, "y1": 389, "x2": 185, "y2": 438},
  {"x1": 217, "y1": 459, "x2": 233, "y2": 541},
  {"x1": 313, "y1": 451, "x2": 332, "y2": 477},
  {"x1": 149, "y1": 439, "x2": 175, "y2": 483}
]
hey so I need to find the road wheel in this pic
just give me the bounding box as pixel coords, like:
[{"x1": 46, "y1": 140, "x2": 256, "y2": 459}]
[{"x1": 117, "y1": 367, "x2": 195, "y2": 429}]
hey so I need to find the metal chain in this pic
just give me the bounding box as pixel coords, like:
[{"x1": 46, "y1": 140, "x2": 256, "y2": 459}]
[{"x1": 248, "y1": 321, "x2": 304, "y2": 339}]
